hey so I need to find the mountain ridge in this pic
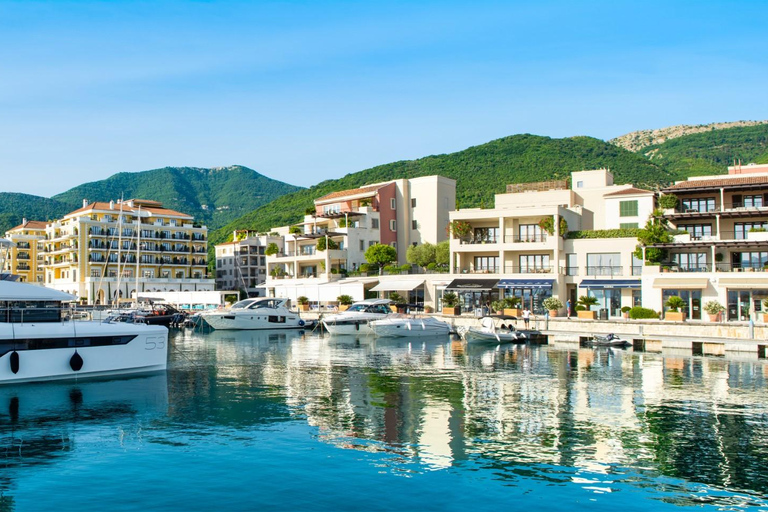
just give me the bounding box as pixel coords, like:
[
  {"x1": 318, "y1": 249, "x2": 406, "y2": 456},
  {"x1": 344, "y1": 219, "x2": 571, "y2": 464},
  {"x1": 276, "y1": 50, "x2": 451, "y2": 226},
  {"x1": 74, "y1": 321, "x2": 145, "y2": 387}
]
[{"x1": 610, "y1": 120, "x2": 768, "y2": 153}]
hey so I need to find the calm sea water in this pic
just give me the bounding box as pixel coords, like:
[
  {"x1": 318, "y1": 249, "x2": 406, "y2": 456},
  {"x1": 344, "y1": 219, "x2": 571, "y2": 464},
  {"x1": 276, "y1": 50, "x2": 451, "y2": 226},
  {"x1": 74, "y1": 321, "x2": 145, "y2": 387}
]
[{"x1": 2, "y1": 329, "x2": 768, "y2": 511}]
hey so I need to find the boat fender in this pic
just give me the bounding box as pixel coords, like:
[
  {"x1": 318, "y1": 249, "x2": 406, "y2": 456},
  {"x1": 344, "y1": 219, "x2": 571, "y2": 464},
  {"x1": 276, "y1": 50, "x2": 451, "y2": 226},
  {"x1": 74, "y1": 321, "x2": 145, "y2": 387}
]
[
  {"x1": 298, "y1": 320, "x2": 305, "y2": 327},
  {"x1": 355, "y1": 323, "x2": 359, "y2": 331},
  {"x1": 70, "y1": 350, "x2": 84, "y2": 372},
  {"x1": 10, "y1": 350, "x2": 19, "y2": 374}
]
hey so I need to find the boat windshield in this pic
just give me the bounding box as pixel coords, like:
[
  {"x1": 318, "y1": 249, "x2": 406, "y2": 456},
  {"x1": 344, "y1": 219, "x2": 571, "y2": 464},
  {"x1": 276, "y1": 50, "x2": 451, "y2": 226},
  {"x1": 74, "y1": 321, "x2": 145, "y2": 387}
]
[{"x1": 231, "y1": 299, "x2": 258, "y2": 309}]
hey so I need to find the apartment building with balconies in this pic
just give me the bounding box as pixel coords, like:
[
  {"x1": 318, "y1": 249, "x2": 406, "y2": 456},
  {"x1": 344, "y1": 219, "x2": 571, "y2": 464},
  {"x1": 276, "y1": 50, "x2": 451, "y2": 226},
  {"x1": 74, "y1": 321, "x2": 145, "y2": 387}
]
[
  {"x1": 641, "y1": 163, "x2": 768, "y2": 321},
  {"x1": 215, "y1": 231, "x2": 281, "y2": 295},
  {"x1": 446, "y1": 170, "x2": 651, "y2": 316},
  {"x1": 42, "y1": 198, "x2": 212, "y2": 303},
  {"x1": 3, "y1": 219, "x2": 47, "y2": 283}
]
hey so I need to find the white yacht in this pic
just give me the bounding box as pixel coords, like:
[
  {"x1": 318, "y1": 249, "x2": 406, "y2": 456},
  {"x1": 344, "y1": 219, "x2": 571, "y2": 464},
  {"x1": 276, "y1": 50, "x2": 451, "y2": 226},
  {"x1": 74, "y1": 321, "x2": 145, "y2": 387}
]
[
  {"x1": 369, "y1": 316, "x2": 452, "y2": 338},
  {"x1": 200, "y1": 297, "x2": 305, "y2": 330},
  {"x1": 0, "y1": 280, "x2": 168, "y2": 384},
  {"x1": 322, "y1": 299, "x2": 394, "y2": 335}
]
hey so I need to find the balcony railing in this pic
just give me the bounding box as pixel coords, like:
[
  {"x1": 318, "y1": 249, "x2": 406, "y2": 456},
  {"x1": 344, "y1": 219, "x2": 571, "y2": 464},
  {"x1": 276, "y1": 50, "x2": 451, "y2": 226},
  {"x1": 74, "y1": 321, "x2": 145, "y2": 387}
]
[
  {"x1": 508, "y1": 234, "x2": 548, "y2": 243},
  {"x1": 584, "y1": 265, "x2": 624, "y2": 276},
  {"x1": 504, "y1": 265, "x2": 554, "y2": 274}
]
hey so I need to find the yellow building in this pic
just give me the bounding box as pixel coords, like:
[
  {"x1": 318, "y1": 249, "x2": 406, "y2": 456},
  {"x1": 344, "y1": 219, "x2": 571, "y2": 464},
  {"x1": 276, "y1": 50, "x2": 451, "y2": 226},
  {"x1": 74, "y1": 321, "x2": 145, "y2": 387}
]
[
  {"x1": 4, "y1": 219, "x2": 47, "y2": 283},
  {"x1": 42, "y1": 198, "x2": 211, "y2": 303}
]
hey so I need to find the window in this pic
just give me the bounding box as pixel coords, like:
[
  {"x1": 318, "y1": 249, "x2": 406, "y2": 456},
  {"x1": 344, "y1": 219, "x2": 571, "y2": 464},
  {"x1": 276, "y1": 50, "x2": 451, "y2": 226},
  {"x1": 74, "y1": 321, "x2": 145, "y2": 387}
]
[
  {"x1": 390, "y1": 220, "x2": 396, "y2": 231},
  {"x1": 518, "y1": 224, "x2": 543, "y2": 242},
  {"x1": 619, "y1": 200, "x2": 638, "y2": 217},
  {"x1": 473, "y1": 227, "x2": 499, "y2": 243},
  {"x1": 474, "y1": 256, "x2": 498, "y2": 273},
  {"x1": 566, "y1": 253, "x2": 578, "y2": 276},
  {"x1": 371, "y1": 218, "x2": 379, "y2": 229},
  {"x1": 734, "y1": 222, "x2": 768, "y2": 239},
  {"x1": 619, "y1": 223, "x2": 639, "y2": 229},
  {"x1": 733, "y1": 194, "x2": 764, "y2": 208},
  {"x1": 576, "y1": 181, "x2": 583, "y2": 188},
  {"x1": 519, "y1": 254, "x2": 550, "y2": 273},
  {"x1": 681, "y1": 197, "x2": 716, "y2": 213},
  {"x1": 91, "y1": 269, "x2": 100, "y2": 278},
  {"x1": 369, "y1": 241, "x2": 376, "y2": 247},
  {"x1": 323, "y1": 204, "x2": 340, "y2": 215},
  {"x1": 412, "y1": 220, "x2": 418, "y2": 230},
  {"x1": 390, "y1": 198, "x2": 396, "y2": 209},
  {"x1": 359, "y1": 240, "x2": 364, "y2": 251},
  {"x1": 678, "y1": 224, "x2": 712, "y2": 240},
  {"x1": 672, "y1": 252, "x2": 707, "y2": 271},
  {"x1": 586, "y1": 253, "x2": 621, "y2": 276},
  {"x1": 411, "y1": 198, "x2": 416, "y2": 208},
  {"x1": 391, "y1": 242, "x2": 397, "y2": 250}
]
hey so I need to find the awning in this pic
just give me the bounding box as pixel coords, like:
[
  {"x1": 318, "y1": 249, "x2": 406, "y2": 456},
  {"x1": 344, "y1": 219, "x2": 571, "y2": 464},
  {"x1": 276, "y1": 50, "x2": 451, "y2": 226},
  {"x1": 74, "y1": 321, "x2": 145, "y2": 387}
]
[
  {"x1": 717, "y1": 277, "x2": 768, "y2": 289},
  {"x1": 580, "y1": 279, "x2": 641, "y2": 289},
  {"x1": 497, "y1": 279, "x2": 554, "y2": 289},
  {"x1": 370, "y1": 279, "x2": 425, "y2": 292},
  {"x1": 652, "y1": 277, "x2": 709, "y2": 289},
  {"x1": 445, "y1": 278, "x2": 499, "y2": 291}
]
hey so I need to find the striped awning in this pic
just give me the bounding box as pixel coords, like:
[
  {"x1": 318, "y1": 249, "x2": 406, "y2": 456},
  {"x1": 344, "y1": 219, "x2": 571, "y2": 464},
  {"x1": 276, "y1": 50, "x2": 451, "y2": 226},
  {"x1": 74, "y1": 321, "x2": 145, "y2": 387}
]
[{"x1": 497, "y1": 279, "x2": 554, "y2": 289}]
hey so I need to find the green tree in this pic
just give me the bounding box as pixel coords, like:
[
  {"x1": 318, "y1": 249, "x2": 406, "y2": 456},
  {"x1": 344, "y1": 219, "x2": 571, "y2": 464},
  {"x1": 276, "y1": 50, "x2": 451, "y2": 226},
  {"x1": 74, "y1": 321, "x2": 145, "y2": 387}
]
[
  {"x1": 316, "y1": 237, "x2": 339, "y2": 251},
  {"x1": 365, "y1": 243, "x2": 398, "y2": 269},
  {"x1": 634, "y1": 209, "x2": 673, "y2": 264},
  {"x1": 406, "y1": 242, "x2": 436, "y2": 268},
  {"x1": 435, "y1": 240, "x2": 450, "y2": 266}
]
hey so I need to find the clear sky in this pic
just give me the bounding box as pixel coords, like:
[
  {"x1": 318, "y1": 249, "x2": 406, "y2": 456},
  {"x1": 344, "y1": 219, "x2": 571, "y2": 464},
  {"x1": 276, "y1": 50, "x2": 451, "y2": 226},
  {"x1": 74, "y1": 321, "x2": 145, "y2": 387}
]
[{"x1": 1, "y1": 0, "x2": 767, "y2": 197}]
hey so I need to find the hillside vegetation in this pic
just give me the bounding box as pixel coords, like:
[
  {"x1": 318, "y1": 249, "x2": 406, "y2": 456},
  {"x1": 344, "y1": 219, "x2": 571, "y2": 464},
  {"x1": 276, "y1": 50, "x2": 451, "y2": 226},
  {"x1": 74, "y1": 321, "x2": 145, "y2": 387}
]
[
  {"x1": 51, "y1": 166, "x2": 301, "y2": 231},
  {"x1": 210, "y1": 134, "x2": 669, "y2": 246},
  {"x1": 638, "y1": 124, "x2": 768, "y2": 179},
  {"x1": 0, "y1": 193, "x2": 69, "y2": 235},
  {"x1": 610, "y1": 120, "x2": 768, "y2": 152}
]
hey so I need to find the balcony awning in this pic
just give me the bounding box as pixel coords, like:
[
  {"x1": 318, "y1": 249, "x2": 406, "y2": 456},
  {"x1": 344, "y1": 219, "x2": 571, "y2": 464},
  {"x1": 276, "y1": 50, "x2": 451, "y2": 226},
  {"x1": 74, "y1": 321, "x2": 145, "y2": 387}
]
[
  {"x1": 445, "y1": 278, "x2": 499, "y2": 291},
  {"x1": 580, "y1": 279, "x2": 641, "y2": 289},
  {"x1": 652, "y1": 277, "x2": 709, "y2": 289},
  {"x1": 370, "y1": 279, "x2": 425, "y2": 292},
  {"x1": 717, "y1": 277, "x2": 768, "y2": 289},
  {"x1": 497, "y1": 279, "x2": 554, "y2": 289}
]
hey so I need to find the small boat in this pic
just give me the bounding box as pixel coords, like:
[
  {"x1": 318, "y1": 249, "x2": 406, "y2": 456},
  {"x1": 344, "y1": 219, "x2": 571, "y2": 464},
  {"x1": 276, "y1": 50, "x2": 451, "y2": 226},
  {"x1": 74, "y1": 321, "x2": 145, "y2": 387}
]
[
  {"x1": 586, "y1": 333, "x2": 631, "y2": 347},
  {"x1": 0, "y1": 280, "x2": 168, "y2": 384},
  {"x1": 369, "y1": 315, "x2": 452, "y2": 338},
  {"x1": 459, "y1": 316, "x2": 527, "y2": 344},
  {"x1": 200, "y1": 297, "x2": 306, "y2": 330},
  {"x1": 322, "y1": 299, "x2": 394, "y2": 335}
]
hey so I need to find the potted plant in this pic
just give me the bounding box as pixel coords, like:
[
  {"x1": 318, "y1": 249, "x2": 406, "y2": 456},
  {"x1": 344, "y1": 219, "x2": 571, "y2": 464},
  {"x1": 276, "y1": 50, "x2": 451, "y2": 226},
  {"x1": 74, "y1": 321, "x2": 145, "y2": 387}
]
[
  {"x1": 500, "y1": 296, "x2": 521, "y2": 316},
  {"x1": 703, "y1": 300, "x2": 725, "y2": 322},
  {"x1": 665, "y1": 296, "x2": 686, "y2": 321},
  {"x1": 337, "y1": 295, "x2": 353, "y2": 311},
  {"x1": 577, "y1": 295, "x2": 599, "y2": 320},
  {"x1": 389, "y1": 292, "x2": 406, "y2": 312},
  {"x1": 621, "y1": 306, "x2": 631, "y2": 319},
  {"x1": 542, "y1": 296, "x2": 563, "y2": 317},
  {"x1": 296, "y1": 296, "x2": 310, "y2": 312},
  {"x1": 424, "y1": 305, "x2": 434, "y2": 314},
  {"x1": 442, "y1": 292, "x2": 460, "y2": 315}
]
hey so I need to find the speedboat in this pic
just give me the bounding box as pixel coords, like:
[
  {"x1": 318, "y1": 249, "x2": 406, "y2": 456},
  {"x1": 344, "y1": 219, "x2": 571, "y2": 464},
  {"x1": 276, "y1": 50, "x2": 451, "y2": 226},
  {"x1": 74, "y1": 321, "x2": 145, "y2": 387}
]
[
  {"x1": 459, "y1": 316, "x2": 527, "y2": 344},
  {"x1": 0, "y1": 280, "x2": 168, "y2": 384},
  {"x1": 586, "y1": 333, "x2": 631, "y2": 348},
  {"x1": 369, "y1": 315, "x2": 452, "y2": 338},
  {"x1": 322, "y1": 299, "x2": 394, "y2": 335},
  {"x1": 200, "y1": 297, "x2": 306, "y2": 330}
]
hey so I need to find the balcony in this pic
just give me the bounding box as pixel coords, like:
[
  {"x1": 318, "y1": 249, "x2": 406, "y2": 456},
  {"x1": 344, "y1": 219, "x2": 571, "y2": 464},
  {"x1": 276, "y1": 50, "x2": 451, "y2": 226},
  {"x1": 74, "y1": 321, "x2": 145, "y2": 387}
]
[
  {"x1": 584, "y1": 266, "x2": 624, "y2": 277},
  {"x1": 503, "y1": 264, "x2": 555, "y2": 274}
]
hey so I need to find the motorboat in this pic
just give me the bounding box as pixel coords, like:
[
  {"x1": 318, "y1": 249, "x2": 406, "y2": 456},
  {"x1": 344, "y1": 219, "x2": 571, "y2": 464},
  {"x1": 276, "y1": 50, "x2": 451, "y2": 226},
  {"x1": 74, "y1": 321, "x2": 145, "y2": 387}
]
[
  {"x1": 459, "y1": 316, "x2": 527, "y2": 344},
  {"x1": 322, "y1": 299, "x2": 394, "y2": 335},
  {"x1": 200, "y1": 297, "x2": 306, "y2": 330},
  {"x1": 585, "y1": 333, "x2": 631, "y2": 348},
  {"x1": 369, "y1": 315, "x2": 452, "y2": 338},
  {"x1": 0, "y1": 280, "x2": 168, "y2": 384},
  {"x1": 107, "y1": 302, "x2": 186, "y2": 327}
]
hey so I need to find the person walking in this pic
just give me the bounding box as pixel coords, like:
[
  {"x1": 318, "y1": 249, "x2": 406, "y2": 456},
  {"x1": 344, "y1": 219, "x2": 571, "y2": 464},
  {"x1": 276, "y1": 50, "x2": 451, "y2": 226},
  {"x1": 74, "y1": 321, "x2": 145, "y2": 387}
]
[
  {"x1": 522, "y1": 307, "x2": 531, "y2": 328},
  {"x1": 566, "y1": 299, "x2": 572, "y2": 318}
]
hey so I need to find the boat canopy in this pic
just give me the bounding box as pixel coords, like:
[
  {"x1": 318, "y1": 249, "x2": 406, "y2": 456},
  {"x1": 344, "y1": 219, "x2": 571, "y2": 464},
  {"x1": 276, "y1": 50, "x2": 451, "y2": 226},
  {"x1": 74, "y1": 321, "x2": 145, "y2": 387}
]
[{"x1": 0, "y1": 281, "x2": 76, "y2": 302}]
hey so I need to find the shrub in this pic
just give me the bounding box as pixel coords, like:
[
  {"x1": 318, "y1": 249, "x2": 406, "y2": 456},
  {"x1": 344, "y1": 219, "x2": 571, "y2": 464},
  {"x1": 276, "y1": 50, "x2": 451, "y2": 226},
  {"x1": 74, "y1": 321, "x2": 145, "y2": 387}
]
[
  {"x1": 703, "y1": 301, "x2": 725, "y2": 315},
  {"x1": 621, "y1": 306, "x2": 632, "y2": 314},
  {"x1": 316, "y1": 237, "x2": 339, "y2": 251},
  {"x1": 442, "y1": 292, "x2": 459, "y2": 308},
  {"x1": 577, "y1": 295, "x2": 599, "y2": 309},
  {"x1": 337, "y1": 295, "x2": 353, "y2": 305},
  {"x1": 629, "y1": 306, "x2": 659, "y2": 319},
  {"x1": 575, "y1": 305, "x2": 586, "y2": 311},
  {"x1": 424, "y1": 305, "x2": 434, "y2": 313},
  {"x1": 389, "y1": 292, "x2": 406, "y2": 304},
  {"x1": 265, "y1": 242, "x2": 279, "y2": 256},
  {"x1": 658, "y1": 194, "x2": 679, "y2": 209},
  {"x1": 665, "y1": 296, "x2": 686, "y2": 312},
  {"x1": 542, "y1": 297, "x2": 563, "y2": 310},
  {"x1": 566, "y1": 228, "x2": 643, "y2": 239},
  {"x1": 297, "y1": 296, "x2": 309, "y2": 305}
]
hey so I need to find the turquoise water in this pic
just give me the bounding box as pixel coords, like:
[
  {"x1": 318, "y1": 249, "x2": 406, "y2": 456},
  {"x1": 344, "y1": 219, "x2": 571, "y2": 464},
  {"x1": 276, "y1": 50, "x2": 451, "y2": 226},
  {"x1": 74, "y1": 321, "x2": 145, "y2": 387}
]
[{"x1": 2, "y1": 329, "x2": 768, "y2": 511}]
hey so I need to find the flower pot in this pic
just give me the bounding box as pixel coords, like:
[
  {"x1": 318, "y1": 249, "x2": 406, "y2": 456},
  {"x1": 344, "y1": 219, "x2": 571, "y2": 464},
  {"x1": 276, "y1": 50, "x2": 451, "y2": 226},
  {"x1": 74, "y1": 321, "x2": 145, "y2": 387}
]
[
  {"x1": 665, "y1": 311, "x2": 686, "y2": 322},
  {"x1": 622, "y1": 313, "x2": 629, "y2": 320},
  {"x1": 339, "y1": 305, "x2": 350, "y2": 312},
  {"x1": 298, "y1": 304, "x2": 310, "y2": 312},
  {"x1": 762, "y1": 313, "x2": 768, "y2": 323},
  {"x1": 577, "y1": 310, "x2": 596, "y2": 320},
  {"x1": 442, "y1": 306, "x2": 461, "y2": 316},
  {"x1": 503, "y1": 308, "x2": 521, "y2": 317},
  {"x1": 548, "y1": 309, "x2": 558, "y2": 317},
  {"x1": 708, "y1": 313, "x2": 720, "y2": 322},
  {"x1": 390, "y1": 305, "x2": 399, "y2": 313}
]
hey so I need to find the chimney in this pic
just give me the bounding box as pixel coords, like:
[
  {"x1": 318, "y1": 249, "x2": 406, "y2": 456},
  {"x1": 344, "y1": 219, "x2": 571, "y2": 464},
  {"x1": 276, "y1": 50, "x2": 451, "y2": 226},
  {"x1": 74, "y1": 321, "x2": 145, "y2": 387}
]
[
  {"x1": 109, "y1": 200, "x2": 115, "y2": 210},
  {"x1": 22, "y1": 218, "x2": 27, "y2": 225},
  {"x1": 83, "y1": 199, "x2": 88, "y2": 208}
]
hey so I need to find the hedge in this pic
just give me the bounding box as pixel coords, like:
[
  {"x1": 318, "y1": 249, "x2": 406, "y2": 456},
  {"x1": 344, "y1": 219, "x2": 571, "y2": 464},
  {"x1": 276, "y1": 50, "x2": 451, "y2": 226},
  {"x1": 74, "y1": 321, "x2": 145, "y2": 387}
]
[
  {"x1": 628, "y1": 306, "x2": 659, "y2": 319},
  {"x1": 566, "y1": 229, "x2": 643, "y2": 239}
]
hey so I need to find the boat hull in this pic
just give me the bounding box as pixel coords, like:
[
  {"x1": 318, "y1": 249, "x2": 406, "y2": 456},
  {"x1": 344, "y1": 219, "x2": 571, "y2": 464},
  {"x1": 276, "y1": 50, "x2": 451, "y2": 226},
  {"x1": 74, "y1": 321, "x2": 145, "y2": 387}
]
[
  {"x1": 463, "y1": 328, "x2": 526, "y2": 344},
  {"x1": 322, "y1": 318, "x2": 376, "y2": 335},
  {"x1": 370, "y1": 318, "x2": 451, "y2": 338},
  {"x1": 202, "y1": 313, "x2": 305, "y2": 330},
  {"x1": 0, "y1": 322, "x2": 168, "y2": 385}
]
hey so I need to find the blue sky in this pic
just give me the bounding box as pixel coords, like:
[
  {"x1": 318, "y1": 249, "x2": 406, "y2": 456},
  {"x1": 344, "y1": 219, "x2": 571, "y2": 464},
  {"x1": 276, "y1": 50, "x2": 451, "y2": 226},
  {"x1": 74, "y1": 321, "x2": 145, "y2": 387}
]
[{"x1": 1, "y1": 0, "x2": 767, "y2": 196}]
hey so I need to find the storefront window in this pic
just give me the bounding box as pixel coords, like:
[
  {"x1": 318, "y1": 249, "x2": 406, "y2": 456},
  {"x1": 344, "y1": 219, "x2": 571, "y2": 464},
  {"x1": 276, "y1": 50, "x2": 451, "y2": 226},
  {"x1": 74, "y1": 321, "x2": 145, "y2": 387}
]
[
  {"x1": 504, "y1": 287, "x2": 552, "y2": 314},
  {"x1": 662, "y1": 289, "x2": 701, "y2": 320}
]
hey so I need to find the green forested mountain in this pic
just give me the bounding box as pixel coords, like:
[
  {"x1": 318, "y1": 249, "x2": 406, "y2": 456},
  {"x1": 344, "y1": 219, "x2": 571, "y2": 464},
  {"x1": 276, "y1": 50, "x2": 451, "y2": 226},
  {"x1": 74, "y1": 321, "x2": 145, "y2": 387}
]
[
  {"x1": 210, "y1": 134, "x2": 669, "y2": 247},
  {"x1": 0, "y1": 193, "x2": 70, "y2": 235},
  {"x1": 51, "y1": 166, "x2": 301, "y2": 231},
  {"x1": 636, "y1": 124, "x2": 768, "y2": 179}
]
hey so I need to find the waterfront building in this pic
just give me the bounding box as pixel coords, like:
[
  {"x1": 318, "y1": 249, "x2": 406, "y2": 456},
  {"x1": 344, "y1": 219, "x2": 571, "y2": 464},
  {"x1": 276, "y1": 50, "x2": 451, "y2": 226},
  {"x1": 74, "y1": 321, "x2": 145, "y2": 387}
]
[
  {"x1": 41, "y1": 198, "x2": 212, "y2": 303},
  {"x1": 215, "y1": 230, "x2": 282, "y2": 295},
  {"x1": 446, "y1": 170, "x2": 650, "y2": 316},
  {"x1": 641, "y1": 162, "x2": 768, "y2": 321},
  {"x1": 3, "y1": 219, "x2": 47, "y2": 283}
]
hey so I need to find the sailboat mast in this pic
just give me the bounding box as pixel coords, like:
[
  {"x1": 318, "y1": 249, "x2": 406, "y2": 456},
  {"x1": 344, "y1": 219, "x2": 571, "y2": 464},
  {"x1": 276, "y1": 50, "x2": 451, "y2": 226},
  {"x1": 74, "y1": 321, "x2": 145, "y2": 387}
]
[
  {"x1": 114, "y1": 199, "x2": 124, "y2": 306},
  {"x1": 135, "y1": 205, "x2": 141, "y2": 306}
]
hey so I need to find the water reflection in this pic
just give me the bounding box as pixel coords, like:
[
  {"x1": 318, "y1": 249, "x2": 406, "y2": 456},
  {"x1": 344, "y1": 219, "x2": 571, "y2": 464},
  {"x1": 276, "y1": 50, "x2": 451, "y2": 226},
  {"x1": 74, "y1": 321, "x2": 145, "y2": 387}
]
[{"x1": 2, "y1": 329, "x2": 768, "y2": 509}]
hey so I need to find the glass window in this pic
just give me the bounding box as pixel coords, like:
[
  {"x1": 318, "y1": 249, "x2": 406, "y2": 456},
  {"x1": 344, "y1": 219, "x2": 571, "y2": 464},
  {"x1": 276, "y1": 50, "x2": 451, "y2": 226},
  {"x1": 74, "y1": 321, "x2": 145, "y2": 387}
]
[
  {"x1": 389, "y1": 220, "x2": 396, "y2": 231},
  {"x1": 619, "y1": 200, "x2": 638, "y2": 217},
  {"x1": 390, "y1": 198, "x2": 396, "y2": 209},
  {"x1": 566, "y1": 253, "x2": 578, "y2": 276},
  {"x1": 411, "y1": 198, "x2": 416, "y2": 208},
  {"x1": 678, "y1": 224, "x2": 712, "y2": 240},
  {"x1": 473, "y1": 227, "x2": 498, "y2": 243},
  {"x1": 371, "y1": 218, "x2": 379, "y2": 229},
  {"x1": 586, "y1": 253, "x2": 621, "y2": 276},
  {"x1": 412, "y1": 220, "x2": 418, "y2": 230},
  {"x1": 672, "y1": 252, "x2": 707, "y2": 271},
  {"x1": 518, "y1": 224, "x2": 543, "y2": 242},
  {"x1": 681, "y1": 197, "x2": 716, "y2": 213},
  {"x1": 519, "y1": 254, "x2": 550, "y2": 273},
  {"x1": 734, "y1": 222, "x2": 768, "y2": 239},
  {"x1": 473, "y1": 256, "x2": 498, "y2": 273}
]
